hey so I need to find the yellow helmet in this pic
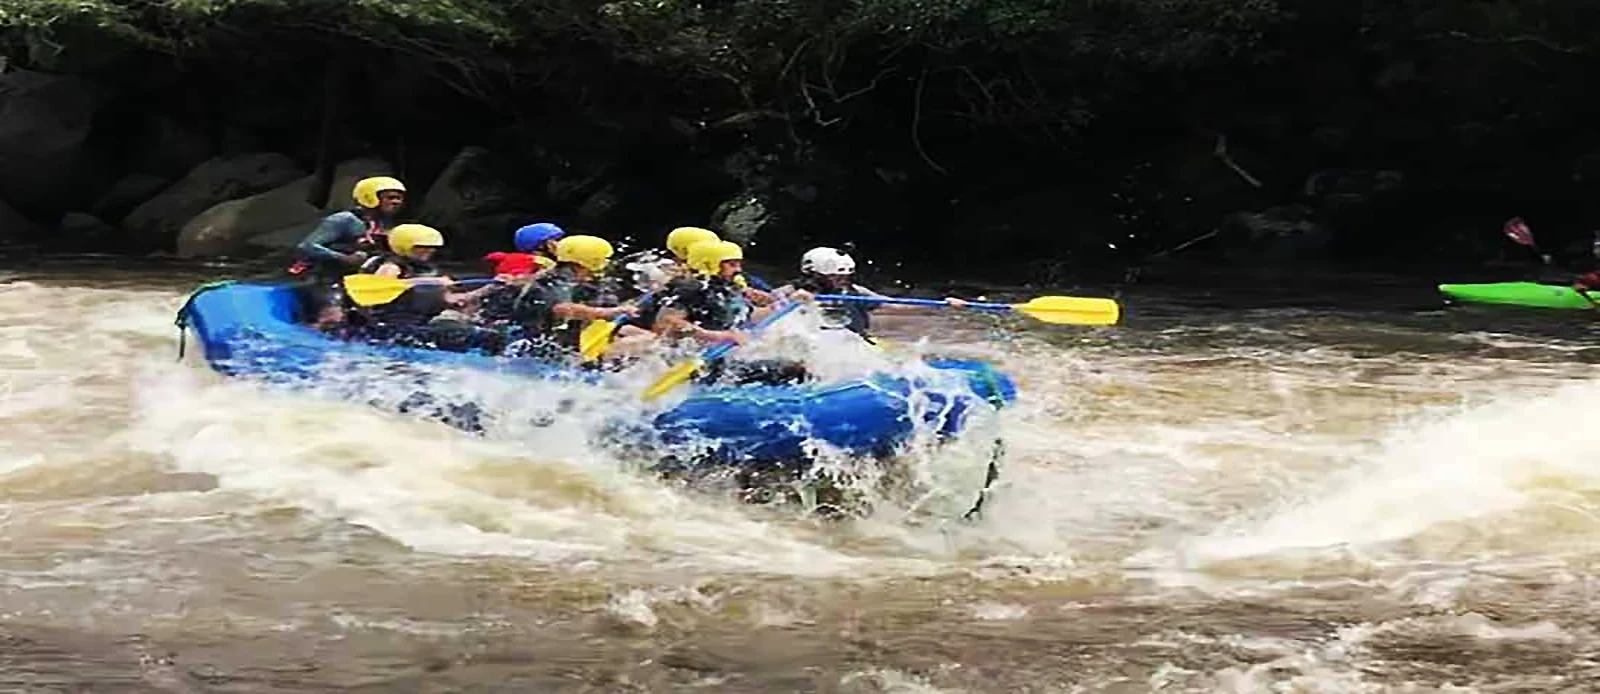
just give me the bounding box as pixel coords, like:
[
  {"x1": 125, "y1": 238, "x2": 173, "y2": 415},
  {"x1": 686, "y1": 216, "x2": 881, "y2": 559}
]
[
  {"x1": 666, "y1": 226, "x2": 719, "y2": 260},
  {"x1": 687, "y1": 239, "x2": 744, "y2": 275},
  {"x1": 555, "y1": 235, "x2": 615, "y2": 272},
  {"x1": 389, "y1": 223, "x2": 444, "y2": 258},
  {"x1": 352, "y1": 176, "x2": 406, "y2": 209}
]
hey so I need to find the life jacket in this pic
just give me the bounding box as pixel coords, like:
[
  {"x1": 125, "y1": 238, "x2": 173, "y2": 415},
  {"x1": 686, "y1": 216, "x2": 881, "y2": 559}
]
[
  {"x1": 497, "y1": 265, "x2": 608, "y2": 362},
  {"x1": 615, "y1": 276, "x2": 695, "y2": 331},
  {"x1": 363, "y1": 254, "x2": 446, "y2": 326},
  {"x1": 791, "y1": 275, "x2": 873, "y2": 337},
  {"x1": 287, "y1": 211, "x2": 390, "y2": 276},
  {"x1": 666, "y1": 277, "x2": 751, "y2": 332}
]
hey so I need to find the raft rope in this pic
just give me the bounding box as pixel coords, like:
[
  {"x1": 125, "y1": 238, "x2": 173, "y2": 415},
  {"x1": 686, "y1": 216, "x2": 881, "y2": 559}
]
[
  {"x1": 962, "y1": 363, "x2": 1009, "y2": 520},
  {"x1": 172, "y1": 280, "x2": 237, "y2": 361}
]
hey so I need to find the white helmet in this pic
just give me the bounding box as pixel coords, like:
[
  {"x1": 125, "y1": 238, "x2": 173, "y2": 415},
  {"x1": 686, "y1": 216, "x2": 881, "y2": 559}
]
[{"x1": 801, "y1": 246, "x2": 856, "y2": 276}]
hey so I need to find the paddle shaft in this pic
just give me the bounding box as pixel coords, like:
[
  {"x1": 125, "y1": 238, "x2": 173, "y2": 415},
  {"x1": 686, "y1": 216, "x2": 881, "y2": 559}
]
[
  {"x1": 703, "y1": 300, "x2": 802, "y2": 361},
  {"x1": 1504, "y1": 218, "x2": 1554, "y2": 265},
  {"x1": 816, "y1": 293, "x2": 1010, "y2": 313},
  {"x1": 614, "y1": 291, "x2": 655, "y2": 326}
]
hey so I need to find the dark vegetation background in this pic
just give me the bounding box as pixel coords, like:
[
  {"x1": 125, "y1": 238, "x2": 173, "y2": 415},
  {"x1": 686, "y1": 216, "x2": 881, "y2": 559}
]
[{"x1": 3, "y1": 0, "x2": 1599, "y2": 283}]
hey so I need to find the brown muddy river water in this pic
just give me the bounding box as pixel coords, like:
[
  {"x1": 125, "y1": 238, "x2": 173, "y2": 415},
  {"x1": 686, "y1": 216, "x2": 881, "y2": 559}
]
[{"x1": 3, "y1": 258, "x2": 1599, "y2": 692}]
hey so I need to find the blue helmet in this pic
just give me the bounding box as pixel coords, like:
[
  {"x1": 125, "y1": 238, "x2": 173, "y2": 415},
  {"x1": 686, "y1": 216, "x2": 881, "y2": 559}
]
[{"x1": 514, "y1": 222, "x2": 565, "y2": 252}]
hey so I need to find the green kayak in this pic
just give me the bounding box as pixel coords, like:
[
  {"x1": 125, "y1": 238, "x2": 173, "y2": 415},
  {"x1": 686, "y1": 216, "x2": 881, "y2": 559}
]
[{"x1": 1438, "y1": 282, "x2": 1599, "y2": 310}]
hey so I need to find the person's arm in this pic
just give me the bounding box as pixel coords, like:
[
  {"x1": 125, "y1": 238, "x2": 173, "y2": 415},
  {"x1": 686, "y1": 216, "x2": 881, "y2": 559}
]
[
  {"x1": 654, "y1": 307, "x2": 746, "y2": 345},
  {"x1": 445, "y1": 281, "x2": 506, "y2": 308},
  {"x1": 855, "y1": 284, "x2": 967, "y2": 312},
  {"x1": 297, "y1": 214, "x2": 366, "y2": 266},
  {"x1": 552, "y1": 301, "x2": 636, "y2": 322}
]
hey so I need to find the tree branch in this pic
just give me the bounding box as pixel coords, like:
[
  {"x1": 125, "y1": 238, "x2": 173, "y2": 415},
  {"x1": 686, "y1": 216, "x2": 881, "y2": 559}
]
[
  {"x1": 1212, "y1": 134, "x2": 1263, "y2": 188},
  {"x1": 911, "y1": 63, "x2": 947, "y2": 175},
  {"x1": 1421, "y1": 31, "x2": 1586, "y2": 55}
]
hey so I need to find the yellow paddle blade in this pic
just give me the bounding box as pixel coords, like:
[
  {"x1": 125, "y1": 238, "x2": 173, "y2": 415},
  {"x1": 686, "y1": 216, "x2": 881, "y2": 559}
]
[
  {"x1": 642, "y1": 358, "x2": 703, "y2": 402},
  {"x1": 1010, "y1": 296, "x2": 1121, "y2": 326},
  {"x1": 342, "y1": 274, "x2": 412, "y2": 307},
  {"x1": 578, "y1": 319, "x2": 619, "y2": 361}
]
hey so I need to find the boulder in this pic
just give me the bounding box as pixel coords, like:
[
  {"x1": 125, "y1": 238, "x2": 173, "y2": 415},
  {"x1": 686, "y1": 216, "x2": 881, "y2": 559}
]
[
  {"x1": 56, "y1": 212, "x2": 118, "y2": 247},
  {"x1": 418, "y1": 147, "x2": 542, "y2": 249},
  {"x1": 322, "y1": 157, "x2": 396, "y2": 213},
  {"x1": 243, "y1": 222, "x2": 321, "y2": 255},
  {"x1": 1217, "y1": 205, "x2": 1333, "y2": 264},
  {"x1": 1302, "y1": 169, "x2": 1406, "y2": 214},
  {"x1": 1, "y1": 198, "x2": 44, "y2": 242},
  {"x1": 710, "y1": 192, "x2": 775, "y2": 245},
  {"x1": 0, "y1": 69, "x2": 109, "y2": 214},
  {"x1": 574, "y1": 184, "x2": 626, "y2": 229},
  {"x1": 175, "y1": 176, "x2": 321, "y2": 257},
  {"x1": 419, "y1": 147, "x2": 503, "y2": 228},
  {"x1": 128, "y1": 113, "x2": 213, "y2": 180},
  {"x1": 92, "y1": 173, "x2": 171, "y2": 223},
  {"x1": 124, "y1": 153, "x2": 306, "y2": 250}
]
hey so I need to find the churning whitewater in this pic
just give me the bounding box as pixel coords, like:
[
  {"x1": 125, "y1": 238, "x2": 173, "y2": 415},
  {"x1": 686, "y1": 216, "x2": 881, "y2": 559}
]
[{"x1": 3, "y1": 264, "x2": 1599, "y2": 692}]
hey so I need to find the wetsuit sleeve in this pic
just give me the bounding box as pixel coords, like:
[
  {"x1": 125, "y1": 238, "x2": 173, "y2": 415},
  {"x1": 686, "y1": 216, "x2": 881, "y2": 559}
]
[{"x1": 297, "y1": 213, "x2": 361, "y2": 263}]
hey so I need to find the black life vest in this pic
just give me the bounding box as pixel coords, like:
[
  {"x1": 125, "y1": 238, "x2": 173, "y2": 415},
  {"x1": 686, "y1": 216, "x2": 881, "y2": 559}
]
[{"x1": 364, "y1": 255, "x2": 446, "y2": 326}]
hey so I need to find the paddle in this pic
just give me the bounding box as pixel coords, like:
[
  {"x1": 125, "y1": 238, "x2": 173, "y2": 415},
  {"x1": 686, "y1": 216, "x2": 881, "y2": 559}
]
[
  {"x1": 815, "y1": 293, "x2": 1121, "y2": 326},
  {"x1": 578, "y1": 292, "x2": 655, "y2": 361},
  {"x1": 343, "y1": 274, "x2": 499, "y2": 307},
  {"x1": 1502, "y1": 218, "x2": 1599, "y2": 308},
  {"x1": 1503, "y1": 217, "x2": 1554, "y2": 266},
  {"x1": 642, "y1": 300, "x2": 803, "y2": 402}
]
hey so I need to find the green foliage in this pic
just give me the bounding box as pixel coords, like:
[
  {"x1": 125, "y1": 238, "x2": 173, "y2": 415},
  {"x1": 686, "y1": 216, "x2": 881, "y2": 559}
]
[
  {"x1": 1, "y1": 0, "x2": 511, "y2": 56},
  {"x1": 3, "y1": 0, "x2": 1594, "y2": 141}
]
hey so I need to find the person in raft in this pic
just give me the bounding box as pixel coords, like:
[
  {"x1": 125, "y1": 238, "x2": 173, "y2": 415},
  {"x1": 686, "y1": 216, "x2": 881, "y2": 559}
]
[
  {"x1": 652, "y1": 239, "x2": 810, "y2": 385},
  {"x1": 775, "y1": 246, "x2": 967, "y2": 345},
  {"x1": 286, "y1": 176, "x2": 407, "y2": 311},
  {"x1": 502, "y1": 235, "x2": 654, "y2": 364},
  {"x1": 353, "y1": 223, "x2": 507, "y2": 353},
  {"x1": 1573, "y1": 230, "x2": 1600, "y2": 301},
  {"x1": 484, "y1": 222, "x2": 564, "y2": 277},
  {"x1": 615, "y1": 226, "x2": 777, "y2": 332},
  {"x1": 476, "y1": 222, "x2": 566, "y2": 326}
]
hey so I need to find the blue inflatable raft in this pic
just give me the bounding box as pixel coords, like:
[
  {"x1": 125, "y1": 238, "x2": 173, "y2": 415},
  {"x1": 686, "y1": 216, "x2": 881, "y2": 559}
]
[{"x1": 174, "y1": 282, "x2": 1018, "y2": 470}]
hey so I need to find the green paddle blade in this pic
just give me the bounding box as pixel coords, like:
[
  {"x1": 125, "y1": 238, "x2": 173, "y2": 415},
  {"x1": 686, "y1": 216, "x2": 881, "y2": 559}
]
[
  {"x1": 343, "y1": 274, "x2": 413, "y2": 307},
  {"x1": 578, "y1": 319, "x2": 620, "y2": 361},
  {"x1": 1010, "y1": 296, "x2": 1120, "y2": 326},
  {"x1": 642, "y1": 358, "x2": 703, "y2": 401}
]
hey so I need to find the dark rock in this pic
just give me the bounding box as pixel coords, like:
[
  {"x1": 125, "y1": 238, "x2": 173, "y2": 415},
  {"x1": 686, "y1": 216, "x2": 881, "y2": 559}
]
[
  {"x1": 1217, "y1": 204, "x2": 1333, "y2": 264},
  {"x1": 1302, "y1": 169, "x2": 1407, "y2": 213},
  {"x1": 177, "y1": 176, "x2": 321, "y2": 257},
  {"x1": 123, "y1": 153, "x2": 306, "y2": 250},
  {"x1": 57, "y1": 212, "x2": 118, "y2": 247},
  {"x1": 321, "y1": 158, "x2": 395, "y2": 213},
  {"x1": 710, "y1": 192, "x2": 774, "y2": 245},
  {"x1": 91, "y1": 173, "x2": 171, "y2": 223},
  {"x1": 419, "y1": 147, "x2": 544, "y2": 250},
  {"x1": 1, "y1": 198, "x2": 45, "y2": 242},
  {"x1": 574, "y1": 184, "x2": 626, "y2": 229},
  {"x1": 128, "y1": 113, "x2": 213, "y2": 180},
  {"x1": 0, "y1": 69, "x2": 110, "y2": 215}
]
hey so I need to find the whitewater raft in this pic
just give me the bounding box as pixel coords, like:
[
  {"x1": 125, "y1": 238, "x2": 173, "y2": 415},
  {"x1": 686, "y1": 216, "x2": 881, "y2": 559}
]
[
  {"x1": 1438, "y1": 282, "x2": 1600, "y2": 311},
  {"x1": 175, "y1": 282, "x2": 1018, "y2": 468}
]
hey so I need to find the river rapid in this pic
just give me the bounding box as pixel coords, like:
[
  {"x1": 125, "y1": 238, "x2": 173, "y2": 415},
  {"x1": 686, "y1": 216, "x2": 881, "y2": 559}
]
[{"x1": 3, "y1": 258, "x2": 1599, "y2": 693}]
